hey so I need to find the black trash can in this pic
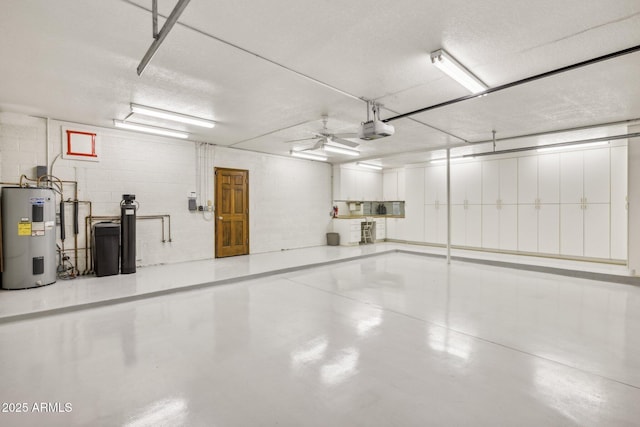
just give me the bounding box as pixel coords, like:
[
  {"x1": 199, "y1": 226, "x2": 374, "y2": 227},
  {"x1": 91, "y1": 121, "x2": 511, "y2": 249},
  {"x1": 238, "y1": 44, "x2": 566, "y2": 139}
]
[{"x1": 93, "y1": 222, "x2": 120, "y2": 277}]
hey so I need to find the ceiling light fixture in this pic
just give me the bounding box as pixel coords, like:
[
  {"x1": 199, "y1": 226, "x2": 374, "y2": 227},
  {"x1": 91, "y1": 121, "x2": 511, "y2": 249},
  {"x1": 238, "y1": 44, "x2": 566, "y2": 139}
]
[
  {"x1": 323, "y1": 144, "x2": 360, "y2": 156},
  {"x1": 290, "y1": 150, "x2": 328, "y2": 161},
  {"x1": 113, "y1": 120, "x2": 189, "y2": 139},
  {"x1": 356, "y1": 162, "x2": 383, "y2": 170},
  {"x1": 536, "y1": 140, "x2": 609, "y2": 153},
  {"x1": 130, "y1": 103, "x2": 216, "y2": 128},
  {"x1": 430, "y1": 49, "x2": 488, "y2": 94}
]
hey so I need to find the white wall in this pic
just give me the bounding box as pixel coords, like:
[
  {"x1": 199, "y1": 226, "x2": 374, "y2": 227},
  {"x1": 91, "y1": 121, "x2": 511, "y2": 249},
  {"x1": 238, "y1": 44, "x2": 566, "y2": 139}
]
[{"x1": 0, "y1": 112, "x2": 332, "y2": 271}]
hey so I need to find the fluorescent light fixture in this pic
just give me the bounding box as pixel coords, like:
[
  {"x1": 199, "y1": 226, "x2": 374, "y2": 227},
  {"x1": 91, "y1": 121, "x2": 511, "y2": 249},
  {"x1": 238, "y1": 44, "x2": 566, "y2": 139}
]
[
  {"x1": 430, "y1": 49, "x2": 488, "y2": 94},
  {"x1": 113, "y1": 120, "x2": 189, "y2": 139},
  {"x1": 430, "y1": 156, "x2": 464, "y2": 164},
  {"x1": 357, "y1": 162, "x2": 383, "y2": 170},
  {"x1": 536, "y1": 140, "x2": 609, "y2": 153},
  {"x1": 323, "y1": 144, "x2": 360, "y2": 156},
  {"x1": 290, "y1": 150, "x2": 328, "y2": 161},
  {"x1": 130, "y1": 103, "x2": 216, "y2": 128}
]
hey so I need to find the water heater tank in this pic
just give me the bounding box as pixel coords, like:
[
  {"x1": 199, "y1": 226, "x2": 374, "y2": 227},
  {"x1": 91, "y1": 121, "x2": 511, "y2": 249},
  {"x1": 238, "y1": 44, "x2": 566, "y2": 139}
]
[{"x1": 1, "y1": 187, "x2": 57, "y2": 290}]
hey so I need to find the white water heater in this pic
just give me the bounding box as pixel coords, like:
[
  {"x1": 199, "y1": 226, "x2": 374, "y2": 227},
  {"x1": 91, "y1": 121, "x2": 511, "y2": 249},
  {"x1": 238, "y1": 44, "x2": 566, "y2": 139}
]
[{"x1": 1, "y1": 187, "x2": 57, "y2": 290}]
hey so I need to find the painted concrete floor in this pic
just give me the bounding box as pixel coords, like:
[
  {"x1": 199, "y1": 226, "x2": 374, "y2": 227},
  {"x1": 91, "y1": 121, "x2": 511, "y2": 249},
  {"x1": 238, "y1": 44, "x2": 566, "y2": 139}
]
[{"x1": 0, "y1": 248, "x2": 639, "y2": 426}]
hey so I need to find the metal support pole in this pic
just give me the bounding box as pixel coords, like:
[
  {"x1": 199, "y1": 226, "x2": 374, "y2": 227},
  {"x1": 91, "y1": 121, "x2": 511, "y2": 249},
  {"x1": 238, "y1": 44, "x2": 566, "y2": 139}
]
[
  {"x1": 137, "y1": 0, "x2": 191, "y2": 76},
  {"x1": 152, "y1": 0, "x2": 158, "y2": 38},
  {"x1": 446, "y1": 148, "x2": 451, "y2": 265}
]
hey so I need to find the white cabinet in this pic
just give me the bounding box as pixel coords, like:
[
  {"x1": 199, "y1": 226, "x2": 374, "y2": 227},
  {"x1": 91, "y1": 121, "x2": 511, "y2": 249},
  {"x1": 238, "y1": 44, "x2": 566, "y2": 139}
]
[
  {"x1": 584, "y1": 204, "x2": 610, "y2": 258},
  {"x1": 424, "y1": 204, "x2": 447, "y2": 244},
  {"x1": 382, "y1": 170, "x2": 398, "y2": 201},
  {"x1": 385, "y1": 217, "x2": 406, "y2": 241},
  {"x1": 451, "y1": 161, "x2": 481, "y2": 205},
  {"x1": 559, "y1": 147, "x2": 611, "y2": 259},
  {"x1": 397, "y1": 169, "x2": 406, "y2": 200},
  {"x1": 424, "y1": 165, "x2": 446, "y2": 205},
  {"x1": 451, "y1": 161, "x2": 481, "y2": 248},
  {"x1": 538, "y1": 204, "x2": 560, "y2": 255},
  {"x1": 560, "y1": 148, "x2": 609, "y2": 204},
  {"x1": 405, "y1": 167, "x2": 425, "y2": 242},
  {"x1": 424, "y1": 165, "x2": 447, "y2": 245},
  {"x1": 482, "y1": 158, "x2": 517, "y2": 204},
  {"x1": 517, "y1": 204, "x2": 559, "y2": 254},
  {"x1": 375, "y1": 220, "x2": 386, "y2": 241},
  {"x1": 332, "y1": 219, "x2": 364, "y2": 246},
  {"x1": 517, "y1": 154, "x2": 560, "y2": 254},
  {"x1": 451, "y1": 204, "x2": 481, "y2": 247},
  {"x1": 481, "y1": 158, "x2": 517, "y2": 250},
  {"x1": 482, "y1": 204, "x2": 517, "y2": 250},
  {"x1": 383, "y1": 168, "x2": 404, "y2": 201},
  {"x1": 333, "y1": 166, "x2": 382, "y2": 201},
  {"x1": 538, "y1": 154, "x2": 560, "y2": 203},
  {"x1": 610, "y1": 146, "x2": 628, "y2": 259}
]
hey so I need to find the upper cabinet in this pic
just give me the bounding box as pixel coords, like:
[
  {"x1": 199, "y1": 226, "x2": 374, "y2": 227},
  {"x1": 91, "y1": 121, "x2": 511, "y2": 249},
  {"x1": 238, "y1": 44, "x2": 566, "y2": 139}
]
[
  {"x1": 560, "y1": 147, "x2": 610, "y2": 204},
  {"x1": 383, "y1": 168, "x2": 405, "y2": 201},
  {"x1": 482, "y1": 158, "x2": 517, "y2": 204},
  {"x1": 333, "y1": 165, "x2": 382, "y2": 201},
  {"x1": 451, "y1": 161, "x2": 481, "y2": 205},
  {"x1": 518, "y1": 153, "x2": 560, "y2": 204}
]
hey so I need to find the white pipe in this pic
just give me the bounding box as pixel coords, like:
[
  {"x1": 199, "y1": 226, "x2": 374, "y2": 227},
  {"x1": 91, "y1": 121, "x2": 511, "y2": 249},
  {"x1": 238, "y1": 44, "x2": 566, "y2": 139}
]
[{"x1": 446, "y1": 148, "x2": 451, "y2": 265}]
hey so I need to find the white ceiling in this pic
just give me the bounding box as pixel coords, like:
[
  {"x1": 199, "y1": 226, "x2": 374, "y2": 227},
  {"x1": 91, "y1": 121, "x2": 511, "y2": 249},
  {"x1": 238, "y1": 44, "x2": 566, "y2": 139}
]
[{"x1": 1, "y1": 0, "x2": 640, "y2": 167}]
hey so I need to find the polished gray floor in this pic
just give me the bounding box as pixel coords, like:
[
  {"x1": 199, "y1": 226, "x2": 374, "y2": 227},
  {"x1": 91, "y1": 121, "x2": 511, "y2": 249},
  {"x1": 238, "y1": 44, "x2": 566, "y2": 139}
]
[{"x1": 1, "y1": 252, "x2": 639, "y2": 426}]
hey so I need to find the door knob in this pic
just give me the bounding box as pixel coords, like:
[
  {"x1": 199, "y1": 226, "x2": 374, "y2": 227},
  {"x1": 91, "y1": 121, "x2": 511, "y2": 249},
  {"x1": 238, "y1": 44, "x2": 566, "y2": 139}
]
[{"x1": 218, "y1": 216, "x2": 223, "y2": 220}]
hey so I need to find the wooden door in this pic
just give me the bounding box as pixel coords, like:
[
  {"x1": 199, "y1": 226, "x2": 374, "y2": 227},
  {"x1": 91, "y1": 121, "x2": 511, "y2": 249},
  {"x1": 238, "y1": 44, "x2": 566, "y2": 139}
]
[{"x1": 215, "y1": 168, "x2": 249, "y2": 258}]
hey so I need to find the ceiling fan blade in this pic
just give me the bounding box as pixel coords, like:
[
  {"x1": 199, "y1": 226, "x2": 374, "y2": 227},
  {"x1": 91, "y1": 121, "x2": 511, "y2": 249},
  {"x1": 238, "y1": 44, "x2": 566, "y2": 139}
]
[
  {"x1": 331, "y1": 137, "x2": 360, "y2": 148},
  {"x1": 311, "y1": 138, "x2": 325, "y2": 150},
  {"x1": 332, "y1": 133, "x2": 358, "y2": 138},
  {"x1": 283, "y1": 137, "x2": 317, "y2": 143}
]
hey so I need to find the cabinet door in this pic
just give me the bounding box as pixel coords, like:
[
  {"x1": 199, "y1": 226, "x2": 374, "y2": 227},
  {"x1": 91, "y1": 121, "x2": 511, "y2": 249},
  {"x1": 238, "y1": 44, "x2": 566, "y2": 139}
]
[
  {"x1": 405, "y1": 201, "x2": 425, "y2": 242},
  {"x1": 538, "y1": 153, "x2": 560, "y2": 204},
  {"x1": 482, "y1": 204, "x2": 500, "y2": 249},
  {"x1": 466, "y1": 162, "x2": 482, "y2": 205},
  {"x1": 560, "y1": 151, "x2": 583, "y2": 204},
  {"x1": 375, "y1": 221, "x2": 386, "y2": 240},
  {"x1": 383, "y1": 171, "x2": 398, "y2": 201},
  {"x1": 436, "y1": 205, "x2": 448, "y2": 245},
  {"x1": 405, "y1": 168, "x2": 425, "y2": 205},
  {"x1": 482, "y1": 160, "x2": 500, "y2": 205},
  {"x1": 425, "y1": 165, "x2": 446, "y2": 204},
  {"x1": 424, "y1": 204, "x2": 437, "y2": 244},
  {"x1": 397, "y1": 169, "x2": 406, "y2": 200},
  {"x1": 560, "y1": 204, "x2": 583, "y2": 256},
  {"x1": 584, "y1": 204, "x2": 610, "y2": 259},
  {"x1": 450, "y1": 163, "x2": 467, "y2": 205},
  {"x1": 341, "y1": 168, "x2": 359, "y2": 200},
  {"x1": 518, "y1": 156, "x2": 538, "y2": 204},
  {"x1": 610, "y1": 146, "x2": 627, "y2": 260},
  {"x1": 451, "y1": 205, "x2": 466, "y2": 246},
  {"x1": 518, "y1": 204, "x2": 538, "y2": 253},
  {"x1": 583, "y1": 147, "x2": 610, "y2": 204},
  {"x1": 500, "y1": 159, "x2": 518, "y2": 204},
  {"x1": 538, "y1": 204, "x2": 560, "y2": 255},
  {"x1": 385, "y1": 218, "x2": 397, "y2": 240},
  {"x1": 466, "y1": 205, "x2": 482, "y2": 247},
  {"x1": 499, "y1": 205, "x2": 518, "y2": 250}
]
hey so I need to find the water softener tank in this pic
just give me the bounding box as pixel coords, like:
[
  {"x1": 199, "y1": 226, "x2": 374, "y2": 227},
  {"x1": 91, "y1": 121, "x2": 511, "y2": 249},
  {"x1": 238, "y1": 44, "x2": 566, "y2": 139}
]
[
  {"x1": 1, "y1": 187, "x2": 57, "y2": 290},
  {"x1": 120, "y1": 194, "x2": 137, "y2": 274}
]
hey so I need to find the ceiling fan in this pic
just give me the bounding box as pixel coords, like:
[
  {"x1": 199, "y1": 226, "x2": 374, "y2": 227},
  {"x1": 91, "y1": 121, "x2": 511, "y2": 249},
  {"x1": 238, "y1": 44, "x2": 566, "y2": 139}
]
[{"x1": 284, "y1": 116, "x2": 360, "y2": 154}]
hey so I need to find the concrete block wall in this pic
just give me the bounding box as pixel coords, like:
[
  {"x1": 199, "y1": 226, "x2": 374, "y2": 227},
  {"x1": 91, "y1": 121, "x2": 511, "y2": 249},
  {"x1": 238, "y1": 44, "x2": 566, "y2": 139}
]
[{"x1": 0, "y1": 112, "x2": 333, "y2": 272}]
